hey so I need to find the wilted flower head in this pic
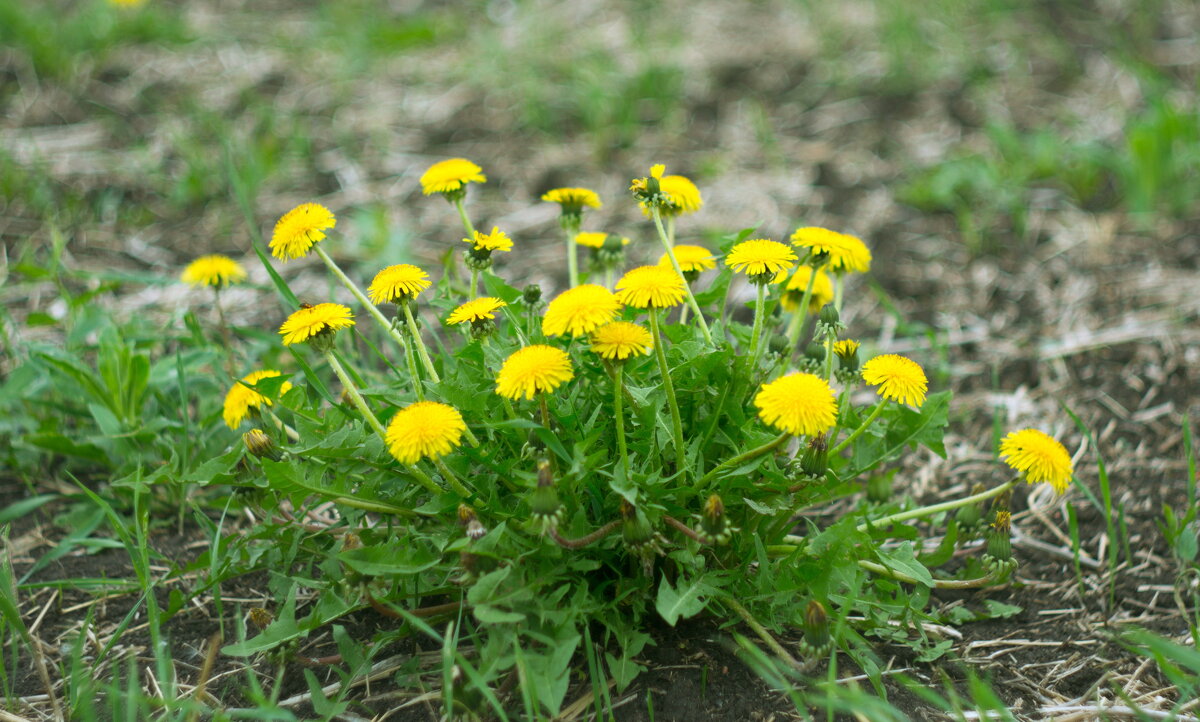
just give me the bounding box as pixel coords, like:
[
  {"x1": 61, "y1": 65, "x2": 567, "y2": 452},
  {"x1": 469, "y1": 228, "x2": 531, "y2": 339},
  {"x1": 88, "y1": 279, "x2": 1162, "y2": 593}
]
[{"x1": 270, "y1": 203, "x2": 336, "y2": 261}]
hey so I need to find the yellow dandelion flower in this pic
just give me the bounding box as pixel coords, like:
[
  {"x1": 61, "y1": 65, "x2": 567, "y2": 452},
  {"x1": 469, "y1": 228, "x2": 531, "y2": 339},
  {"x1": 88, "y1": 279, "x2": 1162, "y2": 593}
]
[
  {"x1": 110, "y1": 0, "x2": 146, "y2": 7},
  {"x1": 575, "y1": 231, "x2": 608, "y2": 249},
  {"x1": 542, "y1": 187, "x2": 602, "y2": 214},
  {"x1": 861, "y1": 355, "x2": 927, "y2": 408},
  {"x1": 659, "y1": 244, "x2": 716, "y2": 273},
  {"x1": 495, "y1": 345, "x2": 574, "y2": 400},
  {"x1": 270, "y1": 203, "x2": 336, "y2": 261},
  {"x1": 181, "y1": 255, "x2": 247, "y2": 288},
  {"x1": 790, "y1": 227, "x2": 871, "y2": 274},
  {"x1": 420, "y1": 158, "x2": 486, "y2": 195},
  {"x1": 368, "y1": 264, "x2": 431, "y2": 304},
  {"x1": 385, "y1": 401, "x2": 467, "y2": 465},
  {"x1": 1000, "y1": 429, "x2": 1073, "y2": 494},
  {"x1": 614, "y1": 265, "x2": 686, "y2": 309},
  {"x1": 464, "y1": 226, "x2": 513, "y2": 253},
  {"x1": 447, "y1": 297, "x2": 507, "y2": 325},
  {"x1": 780, "y1": 266, "x2": 835, "y2": 313},
  {"x1": 754, "y1": 372, "x2": 838, "y2": 437},
  {"x1": 658, "y1": 174, "x2": 703, "y2": 214},
  {"x1": 223, "y1": 370, "x2": 292, "y2": 429},
  {"x1": 279, "y1": 303, "x2": 355, "y2": 346},
  {"x1": 725, "y1": 239, "x2": 797, "y2": 278},
  {"x1": 590, "y1": 322, "x2": 653, "y2": 361},
  {"x1": 542, "y1": 284, "x2": 621, "y2": 337}
]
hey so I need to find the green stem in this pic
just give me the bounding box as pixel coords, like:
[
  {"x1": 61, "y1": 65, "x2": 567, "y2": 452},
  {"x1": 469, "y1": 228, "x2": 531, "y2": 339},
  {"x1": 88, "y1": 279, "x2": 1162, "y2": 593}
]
[
  {"x1": 649, "y1": 309, "x2": 687, "y2": 476},
  {"x1": 324, "y1": 351, "x2": 388, "y2": 443},
  {"x1": 697, "y1": 432, "x2": 790, "y2": 486},
  {"x1": 614, "y1": 364, "x2": 629, "y2": 478},
  {"x1": 605, "y1": 267, "x2": 614, "y2": 291},
  {"x1": 262, "y1": 408, "x2": 300, "y2": 442},
  {"x1": 833, "y1": 272, "x2": 845, "y2": 314},
  {"x1": 724, "y1": 596, "x2": 801, "y2": 669},
  {"x1": 453, "y1": 197, "x2": 476, "y2": 238},
  {"x1": 666, "y1": 215, "x2": 676, "y2": 247},
  {"x1": 396, "y1": 318, "x2": 425, "y2": 401},
  {"x1": 403, "y1": 302, "x2": 440, "y2": 383},
  {"x1": 857, "y1": 560, "x2": 999, "y2": 589},
  {"x1": 564, "y1": 219, "x2": 580, "y2": 287},
  {"x1": 313, "y1": 246, "x2": 412, "y2": 363},
  {"x1": 539, "y1": 393, "x2": 551, "y2": 429},
  {"x1": 856, "y1": 478, "x2": 1019, "y2": 534},
  {"x1": 433, "y1": 457, "x2": 473, "y2": 498},
  {"x1": 748, "y1": 282, "x2": 767, "y2": 371},
  {"x1": 469, "y1": 268, "x2": 479, "y2": 300},
  {"x1": 830, "y1": 399, "x2": 887, "y2": 455},
  {"x1": 651, "y1": 208, "x2": 713, "y2": 346}
]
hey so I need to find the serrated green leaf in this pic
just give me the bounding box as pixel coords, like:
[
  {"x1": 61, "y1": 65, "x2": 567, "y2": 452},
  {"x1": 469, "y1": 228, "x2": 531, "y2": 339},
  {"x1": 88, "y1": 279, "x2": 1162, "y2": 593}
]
[{"x1": 655, "y1": 574, "x2": 709, "y2": 626}]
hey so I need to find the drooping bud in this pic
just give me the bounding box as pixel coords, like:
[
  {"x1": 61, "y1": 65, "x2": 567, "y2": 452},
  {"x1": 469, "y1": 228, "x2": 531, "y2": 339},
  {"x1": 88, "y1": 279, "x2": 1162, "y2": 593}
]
[
  {"x1": 457, "y1": 504, "x2": 487, "y2": 540},
  {"x1": 698, "y1": 494, "x2": 736, "y2": 545},
  {"x1": 522, "y1": 283, "x2": 542, "y2": 306},
  {"x1": 341, "y1": 532, "x2": 362, "y2": 552},
  {"x1": 528, "y1": 459, "x2": 563, "y2": 530},
  {"x1": 799, "y1": 432, "x2": 829, "y2": 480},
  {"x1": 620, "y1": 500, "x2": 663, "y2": 574},
  {"x1": 242, "y1": 428, "x2": 282, "y2": 461},
  {"x1": 248, "y1": 607, "x2": 273, "y2": 630},
  {"x1": 799, "y1": 600, "x2": 832, "y2": 657}
]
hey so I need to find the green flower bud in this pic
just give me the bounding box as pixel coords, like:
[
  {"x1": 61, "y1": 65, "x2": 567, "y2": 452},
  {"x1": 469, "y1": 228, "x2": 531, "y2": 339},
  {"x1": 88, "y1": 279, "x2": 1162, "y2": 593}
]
[
  {"x1": 242, "y1": 428, "x2": 282, "y2": 461},
  {"x1": 698, "y1": 494, "x2": 736, "y2": 545},
  {"x1": 469, "y1": 317, "x2": 497, "y2": 341},
  {"x1": 799, "y1": 432, "x2": 829, "y2": 479},
  {"x1": 522, "y1": 284, "x2": 542, "y2": 306},
  {"x1": 767, "y1": 334, "x2": 790, "y2": 357},
  {"x1": 955, "y1": 482, "x2": 987, "y2": 537},
  {"x1": 463, "y1": 248, "x2": 494, "y2": 271},
  {"x1": 818, "y1": 304, "x2": 840, "y2": 327},
  {"x1": 800, "y1": 600, "x2": 832, "y2": 657},
  {"x1": 529, "y1": 460, "x2": 563, "y2": 529}
]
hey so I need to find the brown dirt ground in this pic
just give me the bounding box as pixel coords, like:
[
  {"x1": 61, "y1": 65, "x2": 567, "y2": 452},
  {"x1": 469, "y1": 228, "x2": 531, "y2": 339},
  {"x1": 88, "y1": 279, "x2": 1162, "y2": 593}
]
[{"x1": 3, "y1": 0, "x2": 1200, "y2": 719}]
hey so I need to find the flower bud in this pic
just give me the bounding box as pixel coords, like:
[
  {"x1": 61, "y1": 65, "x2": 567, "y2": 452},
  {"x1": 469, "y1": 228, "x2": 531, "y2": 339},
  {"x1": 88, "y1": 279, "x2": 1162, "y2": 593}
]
[
  {"x1": 457, "y1": 504, "x2": 488, "y2": 540},
  {"x1": 866, "y1": 472, "x2": 892, "y2": 503},
  {"x1": 799, "y1": 432, "x2": 828, "y2": 479},
  {"x1": 469, "y1": 317, "x2": 497, "y2": 341},
  {"x1": 698, "y1": 494, "x2": 736, "y2": 545},
  {"x1": 529, "y1": 459, "x2": 563, "y2": 529},
  {"x1": 800, "y1": 600, "x2": 832, "y2": 656},
  {"x1": 620, "y1": 500, "x2": 663, "y2": 574},
  {"x1": 833, "y1": 339, "x2": 860, "y2": 373},
  {"x1": 818, "y1": 303, "x2": 841, "y2": 329},
  {"x1": 463, "y1": 247, "x2": 494, "y2": 271},
  {"x1": 955, "y1": 482, "x2": 987, "y2": 537},
  {"x1": 767, "y1": 334, "x2": 790, "y2": 357},
  {"x1": 983, "y1": 495, "x2": 1017, "y2": 577},
  {"x1": 522, "y1": 283, "x2": 542, "y2": 306},
  {"x1": 248, "y1": 607, "x2": 273, "y2": 630},
  {"x1": 243, "y1": 429, "x2": 282, "y2": 461}
]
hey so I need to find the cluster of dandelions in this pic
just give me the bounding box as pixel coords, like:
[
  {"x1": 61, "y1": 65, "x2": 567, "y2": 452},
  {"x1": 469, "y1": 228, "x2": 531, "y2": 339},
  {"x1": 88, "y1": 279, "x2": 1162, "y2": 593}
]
[{"x1": 183, "y1": 156, "x2": 1076, "y2": 588}]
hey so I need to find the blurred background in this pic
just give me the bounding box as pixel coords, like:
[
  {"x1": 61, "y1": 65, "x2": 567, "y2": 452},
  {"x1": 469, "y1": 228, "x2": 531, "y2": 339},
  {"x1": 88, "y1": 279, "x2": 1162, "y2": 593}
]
[{"x1": 2, "y1": 0, "x2": 1197, "y2": 434}]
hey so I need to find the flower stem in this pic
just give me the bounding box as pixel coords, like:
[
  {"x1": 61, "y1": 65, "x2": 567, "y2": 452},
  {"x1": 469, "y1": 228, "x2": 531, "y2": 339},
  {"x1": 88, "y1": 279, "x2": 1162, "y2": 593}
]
[
  {"x1": 697, "y1": 432, "x2": 790, "y2": 486},
  {"x1": 469, "y1": 268, "x2": 479, "y2": 300},
  {"x1": 857, "y1": 560, "x2": 999, "y2": 589},
  {"x1": 614, "y1": 364, "x2": 629, "y2": 478},
  {"x1": 548, "y1": 520, "x2": 622, "y2": 549},
  {"x1": 724, "y1": 596, "x2": 802, "y2": 669},
  {"x1": 833, "y1": 272, "x2": 845, "y2": 314},
  {"x1": 396, "y1": 318, "x2": 425, "y2": 401},
  {"x1": 453, "y1": 197, "x2": 476, "y2": 238},
  {"x1": 785, "y1": 263, "x2": 822, "y2": 354},
  {"x1": 830, "y1": 399, "x2": 887, "y2": 455},
  {"x1": 539, "y1": 393, "x2": 551, "y2": 429},
  {"x1": 748, "y1": 282, "x2": 767, "y2": 372},
  {"x1": 563, "y1": 219, "x2": 580, "y2": 287},
  {"x1": 323, "y1": 351, "x2": 388, "y2": 443},
  {"x1": 649, "y1": 309, "x2": 687, "y2": 476},
  {"x1": 666, "y1": 215, "x2": 676, "y2": 246},
  {"x1": 855, "y1": 478, "x2": 1019, "y2": 534},
  {"x1": 402, "y1": 302, "x2": 440, "y2": 383},
  {"x1": 651, "y1": 208, "x2": 713, "y2": 346},
  {"x1": 432, "y1": 457, "x2": 473, "y2": 498}
]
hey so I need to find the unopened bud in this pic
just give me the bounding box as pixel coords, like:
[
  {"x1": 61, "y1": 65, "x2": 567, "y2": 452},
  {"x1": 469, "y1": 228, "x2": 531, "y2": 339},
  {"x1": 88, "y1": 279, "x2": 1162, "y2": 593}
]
[
  {"x1": 804, "y1": 342, "x2": 826, "y2": 363},
  {"x1": 522, "y1": 284, "x2": 542, "y2": 306},
  {"x1": 243, "y1": 429, "x2": 281, "y2": 461},
  {"x1": 620, "y1": 500, "x2": 663, "y2": 575},
  {"x1": 457, "y1": 504, "x2": 487, "y2": 540},
  {"x1": 955, "y1": 483, "x2": 987, "y2": 536},
  {"x1": 800, "y1": 600, "x2": 832, "y2": 656},
  {"x1": 767, "y1": 334, "x2": 789, "y2": 356},
  {"x1": 463, "y1": 248, "x2": 493, "y2": 271},
  {"x1": 799, "y1": 432, "x2": 828, "y2": 479},
  {"x1": 833, "y1": 339, "x2": 860, "y2": 373},
  {"x1": 818, "y1": 304, "x2": 840, "y2": 327},
  {"x1": 698, "y1": 494, "x2": 735, "y2": 545},
  {"x1": 529, "y1": 460, "x2": 563, "y2": 529}
]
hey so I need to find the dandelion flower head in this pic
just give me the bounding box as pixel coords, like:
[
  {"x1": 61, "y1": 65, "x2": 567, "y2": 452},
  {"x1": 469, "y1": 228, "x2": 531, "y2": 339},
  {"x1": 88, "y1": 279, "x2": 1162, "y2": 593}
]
[
  {"x1": 495, "y1": 345, "x2": 574, "y2": 400},
  {"x1": 725, "y1": 239, "x2": 797, "y2": 279},
  {"x1": 542, "y1": 187, "x2": 602, "y2": 215},
  {"x1": 270, "y1": 203, "x2": 336, "y2": 261},
  {"x1": 420, "y1": 158, "x2": 486, "y2": 195},
  {"x1": 223, "y1": 370, "x2": 292, "y2": 429},
  {"x1": 386, "y1": 401, "x2": 467, "y2": 465},
  {"x1": 660, "y1": 244, "x2": 716, "y2": 273},
  {"x1": 790, "y1": 227, "x2": 871, "y2": 274},
  {"x1": 615, "y1": 265, "x2": 686, "y2": 309},
  {"x1": 833, "y1": 339, "x2": 860, "y2": 358},
  {"x1": 542, "y1": 284, "x2": 621, "y2": 337},
  {"x1": 1000, "y1": 429, "x2": 1073, "y2": 494},
  {"x1": 754, "y1": 372, "x2": 838, "y2": 437},
  {"x1": 181, "y1": 255, "x2": 247, "y2": 288},
  {"x1": 464, "y1": 226, "x2": 513, "y2": 253},
  {"x1": 368, "y1": 264, "x2": 431, "y2": 304},
  {"x1": 861, "y1": 354, "x2": 927, "y2": 408},
  {"x1": 447, "y1": 297, "x2": 507, "y2": 326},
  {"x1": 780, "y1": 266, "x2": 835, "y2": 313},
  {"x1": 279, "y1": 303, "x2": 355, "y2": 346},
  {"x1": 590, "y1": 322, "x2": 653, "y2": 361}
]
